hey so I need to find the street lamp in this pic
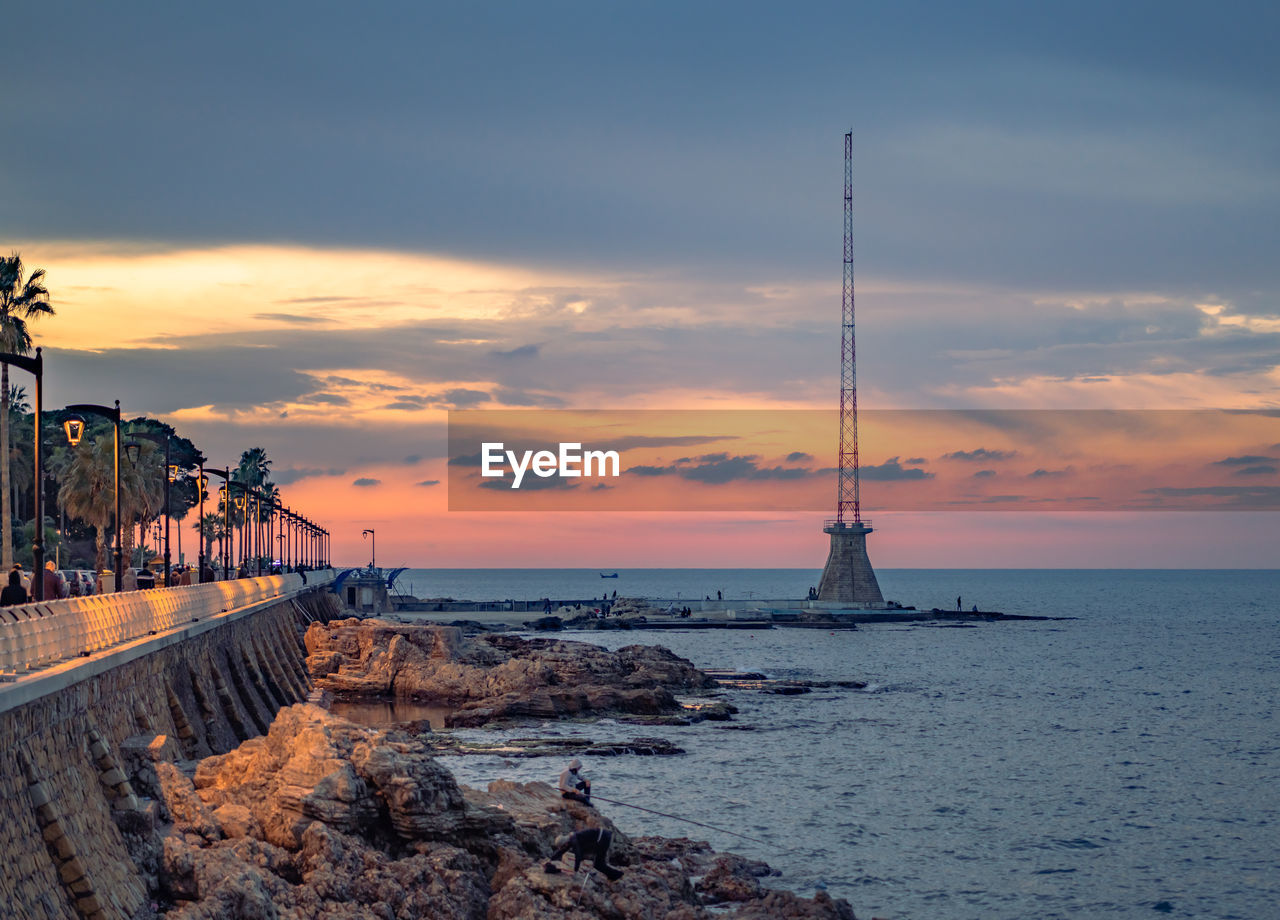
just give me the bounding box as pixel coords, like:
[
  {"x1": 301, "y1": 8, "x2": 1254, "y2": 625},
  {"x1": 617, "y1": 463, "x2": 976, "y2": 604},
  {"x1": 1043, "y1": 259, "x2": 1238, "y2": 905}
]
[
  {"x1": 129, "y1": 430, "x2": 174, "y2": 586},
  {"x1": 206, "y1": 468, "x2": 232, "y2": 578},
  {"x1": 362, "y1": 528, "x2": 375, "y2": 568},
  {"x1": 62, "y1": 400, "x2": 123, "y2": 592},
  {"x1": 0, "y1": 348, "x2": 44, "y2": 599},
  {"x1": 193, "y1": 463, "x2": 208, "y2": 582}
]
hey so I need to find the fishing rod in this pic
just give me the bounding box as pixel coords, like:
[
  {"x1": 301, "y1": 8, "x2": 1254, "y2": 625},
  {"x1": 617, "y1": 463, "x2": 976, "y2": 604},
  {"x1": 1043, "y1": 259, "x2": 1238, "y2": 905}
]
[{"x1": 587, "y1": 793, "x2": 794, "y2": 851}]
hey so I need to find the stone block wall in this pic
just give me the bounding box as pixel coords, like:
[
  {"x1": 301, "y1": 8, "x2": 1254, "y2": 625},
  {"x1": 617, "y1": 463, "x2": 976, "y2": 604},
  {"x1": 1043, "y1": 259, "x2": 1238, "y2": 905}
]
[{"x1": 0, "y1": 589, "x2": 340, "y2": 920}]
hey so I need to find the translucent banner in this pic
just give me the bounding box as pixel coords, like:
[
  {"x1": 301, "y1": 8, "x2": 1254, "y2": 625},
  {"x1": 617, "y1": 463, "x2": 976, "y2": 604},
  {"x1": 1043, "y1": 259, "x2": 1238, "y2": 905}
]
[{"x1": 447, "y1": 409, "x2": 1280, "y2": 512}]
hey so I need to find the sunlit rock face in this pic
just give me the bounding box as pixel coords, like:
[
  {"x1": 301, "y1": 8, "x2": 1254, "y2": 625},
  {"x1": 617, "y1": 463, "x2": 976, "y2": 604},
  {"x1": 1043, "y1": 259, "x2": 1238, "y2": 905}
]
[
  {"x1": 305, "y1": 619, "x2": 718, "y2": 725},
  {"x1": 145, "y1": 705, "x2": 857, "y2": 920}
]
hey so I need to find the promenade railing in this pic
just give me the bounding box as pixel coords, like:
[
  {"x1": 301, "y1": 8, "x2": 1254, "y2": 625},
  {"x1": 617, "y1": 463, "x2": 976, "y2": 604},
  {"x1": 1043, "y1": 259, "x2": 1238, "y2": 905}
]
[{"x1": 0, "y1": 571, "x2": 335, "y2": 677}]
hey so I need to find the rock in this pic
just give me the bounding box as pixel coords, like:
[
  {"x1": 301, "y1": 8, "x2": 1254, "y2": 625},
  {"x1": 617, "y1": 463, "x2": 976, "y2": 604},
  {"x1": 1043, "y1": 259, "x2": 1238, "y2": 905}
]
[
  {"x1": 211, "y1": 803, "x2": 260, "y2": 839},
  {"x1": 155, "y1": 762, "x2": 220, "y2": 840},
  {"x1": 726, "y1": 888, "x2": 858, "y2": 919},
  {"x1": 696, "y1": 854, "x2": 769, "y2": 903},
  {"x1": 137, "y1": 696, "x2": 862, "y2": 920},
  {"x1": 306, "y1": 619, "x2": 719, "y2": 726},
  {"x1": 191, "y1": 704, "x2": 464, "y2": 849},
  {"x1": 525, "y1": 616, "x2": 563, "y2": 631}
]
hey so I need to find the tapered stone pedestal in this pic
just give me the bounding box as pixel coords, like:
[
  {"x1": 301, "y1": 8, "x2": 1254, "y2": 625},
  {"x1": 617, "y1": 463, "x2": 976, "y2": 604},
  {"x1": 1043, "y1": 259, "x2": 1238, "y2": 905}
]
[{"x1": 817, "y1": 520, "x2": 884, "y2": 606}]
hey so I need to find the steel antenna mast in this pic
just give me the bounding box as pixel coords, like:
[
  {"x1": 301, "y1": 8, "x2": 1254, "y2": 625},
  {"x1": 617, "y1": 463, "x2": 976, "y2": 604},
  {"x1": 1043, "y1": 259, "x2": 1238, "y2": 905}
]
[{"x1": 837, "y1": 130, "x2": 861, "y2": 525}]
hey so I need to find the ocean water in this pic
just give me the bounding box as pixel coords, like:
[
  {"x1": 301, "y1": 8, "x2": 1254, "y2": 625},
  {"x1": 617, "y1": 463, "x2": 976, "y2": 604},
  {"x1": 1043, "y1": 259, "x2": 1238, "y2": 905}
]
[{"x1": 386, "y1": 570, "x2": 1280, "y2": 920}]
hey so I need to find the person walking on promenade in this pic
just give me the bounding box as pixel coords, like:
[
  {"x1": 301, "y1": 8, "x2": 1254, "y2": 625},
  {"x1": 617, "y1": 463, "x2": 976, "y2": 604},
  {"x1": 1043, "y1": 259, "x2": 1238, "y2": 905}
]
[
  {"x1": 44, "y1": 561, "x2": 66, "y2": 599},
  {"x1": 544, "y1": 827, "x2": 624, "y2": 880},
  {"x1": 136, "y1": 564, "x2": 156, "y2": 590},
  {"x1": 2, "y1": 569, "x2": 29, "y2": 605},
  {"x1": 559, "y1": 758, "x2": 592, "y2": 805}
]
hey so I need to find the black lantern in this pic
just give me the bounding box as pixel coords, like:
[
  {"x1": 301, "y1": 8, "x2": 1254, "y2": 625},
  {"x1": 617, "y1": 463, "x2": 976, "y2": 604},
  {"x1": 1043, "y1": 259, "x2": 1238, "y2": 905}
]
[{"x1": 124, "y1": 441, "x2": 141, "y2": 467}]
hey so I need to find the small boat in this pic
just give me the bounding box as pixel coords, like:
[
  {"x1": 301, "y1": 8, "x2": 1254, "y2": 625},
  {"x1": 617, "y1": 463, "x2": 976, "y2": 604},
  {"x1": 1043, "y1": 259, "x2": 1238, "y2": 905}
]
[{"x1": 599, "y1": 572, "x2": 619, "y2": 578}]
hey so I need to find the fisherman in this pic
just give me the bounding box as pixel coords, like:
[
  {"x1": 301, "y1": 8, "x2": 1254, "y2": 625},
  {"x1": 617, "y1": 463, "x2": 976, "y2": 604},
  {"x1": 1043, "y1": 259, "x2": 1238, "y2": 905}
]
[
  {"x1": 559, "y1": 758, "x2": 592, "y2": 805},
  {"x1": 544, "y1": 827, "x2": 624, "y2": 881}
]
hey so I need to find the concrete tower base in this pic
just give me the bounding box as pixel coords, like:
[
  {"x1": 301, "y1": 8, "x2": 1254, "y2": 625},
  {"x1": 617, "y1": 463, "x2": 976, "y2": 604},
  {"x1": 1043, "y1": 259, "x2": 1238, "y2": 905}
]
[{"x1": 817, "y1": 521, "x2": 885, "y2": 606}]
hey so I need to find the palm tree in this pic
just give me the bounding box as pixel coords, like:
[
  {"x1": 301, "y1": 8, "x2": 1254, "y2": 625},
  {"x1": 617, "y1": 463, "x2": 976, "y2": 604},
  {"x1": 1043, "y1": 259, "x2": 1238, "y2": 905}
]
[
  {"x1": 0, "y1": 254, "x2": 54, "y2": 569},
  {"x1": 193, "y1": 512, "x2": 227, "y2": 569},
  {"x1": 57, "y1": 437, "x2": 115, "y2": 573},
  {"x1": 237, "y1": 447, "x2": 272, "y2": 489},
  {"x1": 56, "y1": 434, "x2": 163, "y2": 574}
]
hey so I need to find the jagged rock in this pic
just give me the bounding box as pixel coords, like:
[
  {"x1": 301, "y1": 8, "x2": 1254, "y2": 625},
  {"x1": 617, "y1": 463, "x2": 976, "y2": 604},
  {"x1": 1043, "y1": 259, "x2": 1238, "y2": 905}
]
[
  {"x1": 211, "y1": 803, "x2": 260, "y2": 839},
  {"x1": 141, "y1": 700, "x2": 859, "y2": 920},
  {"x1": 306, "y1": 620, "x2": 718, "y2": 726},
  {"x1": 726, "y1": 889, "x2": 858, "y2": 919},
  {"x1": 192, "y1": 704, "x2": 463, "y2": 848},
  {"x1": 155, "y1": 762, "x2": 220, "y2": 840},
  {"x1": 697, "y1": 854, "x2": 768, "y2": 902}
]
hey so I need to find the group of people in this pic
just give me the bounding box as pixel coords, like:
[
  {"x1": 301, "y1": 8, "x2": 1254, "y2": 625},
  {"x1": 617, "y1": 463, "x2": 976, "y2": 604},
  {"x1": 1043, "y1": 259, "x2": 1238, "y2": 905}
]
[
  {"x1": 1, "y1": 561, "x2": 66, "y2": 606},
  {"x1": 0, "y1": 559, "x2": 301, "y2": 605},
  {"x1": 548, "y1": 758, "x2": 624, "y2": 881}
]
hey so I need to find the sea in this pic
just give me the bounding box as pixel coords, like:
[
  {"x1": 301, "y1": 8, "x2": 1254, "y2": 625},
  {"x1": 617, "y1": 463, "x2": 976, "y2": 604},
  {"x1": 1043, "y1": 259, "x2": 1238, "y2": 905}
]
[{"x1": 372, "y1": 569, "x2": 1280, "y2": 920}]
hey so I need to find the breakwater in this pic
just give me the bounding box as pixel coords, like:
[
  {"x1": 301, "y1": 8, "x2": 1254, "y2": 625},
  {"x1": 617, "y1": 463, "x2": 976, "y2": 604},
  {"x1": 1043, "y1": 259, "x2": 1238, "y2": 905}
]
[{"x1": 0, "y1": 577, "x2": 339, "y2": 920}]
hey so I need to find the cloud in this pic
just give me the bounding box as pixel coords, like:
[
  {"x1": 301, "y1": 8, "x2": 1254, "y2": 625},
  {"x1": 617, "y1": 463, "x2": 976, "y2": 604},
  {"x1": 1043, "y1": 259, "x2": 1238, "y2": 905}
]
[
  {"x1": 860, "y1": 457, "x2": 934, "y2": 481},
  {"x1": 415, "y1": 479, "x2": 441, "y2": 487},
  {"x1": 610, "y1": 435, "x2": 739, "y2": 451},
  {"x1": 490, "y1": 387, "x2": 565, "y2": 407},
  {"x1": 477, "y1": 476, "x2": 580, "y2": 491},
  {"x1": 972, "y1": 469, "x2": 997, "y2": 478},
  {"x1": 1232, "y1": 465, "x2": 1278, "y2": 476},
  {"x1": 252, "y1": 312, "x2": 333, "y2": 324},
  {"x1": 403, "y1": 454, "x2": 422, "y2": 464},
  {"x1": 903, "y1": 457, "x2": 927, "y2": 465},
  {"x1": 943, "y1": 448, "x2": 1019, "y2": 462},
  {"x1": 1140, "y1": 485, "x2": 1280, "y2": 506},
  {"x1": 276, "y1": 296, "x2": 362, "y2": 304},
  {"x1": 1212, "y1": 454, "x2": 1277, "y2": 466},
  {"x1": 273, "y1": 466, "x2": 346, "y2": 485},
  {"x1": 625, "y1": 453, "x2": 829, "y2": 484},
  {"x1": 786, "y1": 451, "x2": 814, "y2": 462},
  {"x1": 431, "y1": 388, "x2": 491, "y2": 408},
  {"x1": 1027, "y1": 467, "x2": 1072, "y2": 478},
  {"x1": 352, "y1": 477, "x2": 381, "y2": 487},
  {"x1": 489, "y1": 344, "x2": 540, "y2": 359},
  {"x1": 448, "y1": 453, "x2": 482, "y2": 467}
]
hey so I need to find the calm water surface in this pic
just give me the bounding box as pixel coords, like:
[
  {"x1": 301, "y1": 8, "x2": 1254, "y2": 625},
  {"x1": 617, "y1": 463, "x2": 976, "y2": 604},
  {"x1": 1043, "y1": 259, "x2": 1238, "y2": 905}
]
[{"x1": 371, "y1": 570, "x2": 1280, "y2": 920}]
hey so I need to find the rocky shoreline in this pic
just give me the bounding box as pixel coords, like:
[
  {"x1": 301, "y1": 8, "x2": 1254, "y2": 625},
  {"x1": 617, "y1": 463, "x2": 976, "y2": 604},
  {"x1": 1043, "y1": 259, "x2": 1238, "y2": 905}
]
[
  {"x1": 125, "y1": 703, "x2": 855, "y2": 919},
  {"x1": 305, "y1": 618, "x2": 727, "y2": 727},
  {"x1": 109, "y1": 618, "x2": 860, "y2": 918}
]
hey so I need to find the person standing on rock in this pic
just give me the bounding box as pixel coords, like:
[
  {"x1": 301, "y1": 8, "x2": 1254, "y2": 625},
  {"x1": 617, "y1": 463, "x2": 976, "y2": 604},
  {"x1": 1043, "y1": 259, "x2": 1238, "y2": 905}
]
[
  {"x1": 559, "y1": 758, "x2": 592, "y2": 805},
  {"x1": 545, "y1": 827, "x2": 623, "y2": 881}
]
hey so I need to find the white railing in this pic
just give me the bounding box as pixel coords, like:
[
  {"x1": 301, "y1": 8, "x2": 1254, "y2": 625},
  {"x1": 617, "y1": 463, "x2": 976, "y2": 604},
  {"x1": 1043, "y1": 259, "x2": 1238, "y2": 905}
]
[{"x1": 0, "y1": 571, "x2": 334, "y2": 676}]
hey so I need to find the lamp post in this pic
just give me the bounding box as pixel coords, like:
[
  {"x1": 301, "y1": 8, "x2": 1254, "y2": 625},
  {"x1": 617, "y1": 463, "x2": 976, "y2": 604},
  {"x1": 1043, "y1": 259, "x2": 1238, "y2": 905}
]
[
  {"x1": 63, "y1": 400, "x2": 122, "y2": 592},
  {"x1": 127, "y1": 430, "x2": 173, "y2": 586},
  {"x1": 204, "y1": 468, "x2": 231, "y2": 579},
  {"x1": 362, "y1": 528, "x2": 375, "y2": 568},
  {"x1": 0, "y1": 348, "x2": 43, "y2": 599},
  {"x1": 194, "y1": 464, "x2": 208, "y2": 582}
]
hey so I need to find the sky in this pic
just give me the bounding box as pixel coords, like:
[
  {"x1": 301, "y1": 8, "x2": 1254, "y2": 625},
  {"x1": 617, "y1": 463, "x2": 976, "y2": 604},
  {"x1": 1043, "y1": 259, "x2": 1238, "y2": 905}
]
[{"x1": 2, "y1": 0, "x2": 1278, "y2": 568}]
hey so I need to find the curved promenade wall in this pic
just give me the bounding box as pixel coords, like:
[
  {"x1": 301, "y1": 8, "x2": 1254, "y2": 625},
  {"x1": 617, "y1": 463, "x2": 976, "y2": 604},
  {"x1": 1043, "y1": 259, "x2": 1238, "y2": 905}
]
[{"x1": 0, "y1": 575, "x2": 339, "y2": 920}]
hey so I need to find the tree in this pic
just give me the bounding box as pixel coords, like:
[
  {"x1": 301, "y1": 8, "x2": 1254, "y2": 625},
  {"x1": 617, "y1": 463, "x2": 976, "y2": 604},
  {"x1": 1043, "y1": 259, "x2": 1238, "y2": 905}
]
[
  {"x1": 56, "y1": 431, "x2": 163, "y2": 574},
  {"x1": 193, "y1": 512, "x2": 227, "y2": 568},
  {"x1": 56, "y1": 436, "x2": 115, "y2": 573},
  {"x1": 0, "y1": 254, "x2": 54, "y2": 569}
]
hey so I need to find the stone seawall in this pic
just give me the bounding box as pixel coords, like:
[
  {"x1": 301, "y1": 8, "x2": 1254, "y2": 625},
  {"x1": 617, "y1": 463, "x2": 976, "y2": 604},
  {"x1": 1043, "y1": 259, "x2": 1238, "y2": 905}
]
[{"x1": 0, "y1": 589, "x2": 340, "y2": 920}]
